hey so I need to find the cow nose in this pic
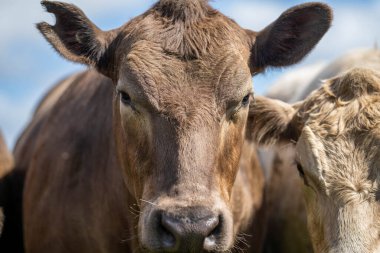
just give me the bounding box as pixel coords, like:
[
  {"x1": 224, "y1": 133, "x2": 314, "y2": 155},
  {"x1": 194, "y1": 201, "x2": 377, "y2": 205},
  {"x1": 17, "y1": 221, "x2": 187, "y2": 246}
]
[{"x1": 159, "y1": 211, "x2": 220, "y2": 251}]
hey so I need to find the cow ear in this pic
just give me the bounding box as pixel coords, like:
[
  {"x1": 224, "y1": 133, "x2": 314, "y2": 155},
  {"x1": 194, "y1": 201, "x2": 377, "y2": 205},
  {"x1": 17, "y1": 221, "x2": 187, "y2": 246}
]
[
  {"x1": 246, "y1": 96, "x2": 300, "y2": 146},
  {"x1": 37, "y1": 1, "x2": 119, "y2": 77},
  {"x1": 249, "y1": 3, "x2": 332, "y2": 73}
]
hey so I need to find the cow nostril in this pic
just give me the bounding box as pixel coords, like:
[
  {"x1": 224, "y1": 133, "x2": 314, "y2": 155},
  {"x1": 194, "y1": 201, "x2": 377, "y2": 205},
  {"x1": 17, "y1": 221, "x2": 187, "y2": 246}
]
[
  {"x1": 204, "y1": 215, "x2": 222, "y2": 250},
  {"x1": 158, "y1": 214, "x2": 177, "y2": 250},
  {"x1": 204, "y1": 215, "x2": 220, "y2": 236},
  {"x1": 160, "y1": 226, "x2": 176, "y2": 249}
]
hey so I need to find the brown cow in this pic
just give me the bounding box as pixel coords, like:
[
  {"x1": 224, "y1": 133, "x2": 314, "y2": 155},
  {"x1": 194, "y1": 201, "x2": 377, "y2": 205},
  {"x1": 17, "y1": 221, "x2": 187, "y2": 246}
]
[
  {"x1": 250, "y1": 53, "x2": 380, "y2": 252},
  {"x1": 0, "y1": 132, "x2": 12, "y2": 179},
  {"x1": 0, "y1": 131, "x2": 13, "y2": 234},
  {"x1": 0, "y1": 74, "x2": 77, "y2": 253},
  {"x1": 9, "y1": 1, "x2": 332, "y2": 252}
]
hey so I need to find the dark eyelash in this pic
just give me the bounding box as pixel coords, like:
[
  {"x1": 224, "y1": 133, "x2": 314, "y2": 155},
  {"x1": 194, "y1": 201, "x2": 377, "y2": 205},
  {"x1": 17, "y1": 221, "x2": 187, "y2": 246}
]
[
  {"x1": 119, "y1": 91, "x2": 131, "y2": 105},
  {"x1": 241, "y1": 94, "x2": 250, "y2": 106},
  {"x1": 296, "y1": 162, "x2": 305, "y2": 179},
  {"x1": 296, "y1": 162, "x2": 310, "y2": 186}
]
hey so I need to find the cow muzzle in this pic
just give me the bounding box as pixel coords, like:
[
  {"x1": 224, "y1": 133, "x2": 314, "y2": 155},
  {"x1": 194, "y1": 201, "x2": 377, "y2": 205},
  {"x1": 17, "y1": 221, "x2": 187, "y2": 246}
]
[{"x1": 140, "y1": 205, "x2": 233, "y2": 252}]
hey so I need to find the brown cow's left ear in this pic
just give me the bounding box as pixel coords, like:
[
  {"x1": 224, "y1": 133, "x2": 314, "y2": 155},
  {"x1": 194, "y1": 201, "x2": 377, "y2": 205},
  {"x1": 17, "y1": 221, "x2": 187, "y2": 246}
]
[
  {"x1": 37, "y1": 1, "x2": 120, "y2": 78},
  {"x1": 246, "y1": 96, "x2": 300, "y2": 146},
  {"x1": 249, "y1": 2, "x2": 333, "y2": 74}
]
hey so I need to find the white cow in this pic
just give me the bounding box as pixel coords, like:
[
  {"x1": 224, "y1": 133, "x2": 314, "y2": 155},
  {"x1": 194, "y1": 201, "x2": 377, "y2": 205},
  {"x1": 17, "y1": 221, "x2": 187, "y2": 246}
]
[{"x1": 259, "y1": 48, "x2": 380, "y2": 253}]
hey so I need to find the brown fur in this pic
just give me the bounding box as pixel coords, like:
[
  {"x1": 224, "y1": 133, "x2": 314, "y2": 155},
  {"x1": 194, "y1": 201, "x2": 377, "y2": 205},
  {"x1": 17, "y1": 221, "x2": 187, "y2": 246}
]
[
  {"x1": 20, "y1": 71, "x2": 266, "y2": 253},
  {"x1": 0, "y1": 132, "x2": 12, "y2": 179},
  {"x1": 250, "y1": 97, "x2": 311, "y2": 253},
  {"x1": 262, "y1": 147, "x2": 313, "y2": 253},
  {"x1": 12, "y1": 1, "x2": 331, "y2": 252}
]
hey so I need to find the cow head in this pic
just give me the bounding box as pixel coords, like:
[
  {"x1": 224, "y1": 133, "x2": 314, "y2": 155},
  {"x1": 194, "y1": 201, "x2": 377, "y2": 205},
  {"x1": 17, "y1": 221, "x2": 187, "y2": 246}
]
[
  {"x1": 38, "y1": 1, "x2": 332, "y2": 251},
  {"x1": 249, "y1": 68, "x2": 380, "y2": 253}
]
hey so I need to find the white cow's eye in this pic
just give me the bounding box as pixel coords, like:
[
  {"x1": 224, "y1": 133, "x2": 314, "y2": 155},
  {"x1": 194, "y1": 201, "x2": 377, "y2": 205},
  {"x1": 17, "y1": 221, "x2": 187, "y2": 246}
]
[
  {"x1": 296, "y1": 162, "x2": 309, "y2": 186},
  {"x1": 296, "y1": 162, "x2": 305, "y2": 178}
]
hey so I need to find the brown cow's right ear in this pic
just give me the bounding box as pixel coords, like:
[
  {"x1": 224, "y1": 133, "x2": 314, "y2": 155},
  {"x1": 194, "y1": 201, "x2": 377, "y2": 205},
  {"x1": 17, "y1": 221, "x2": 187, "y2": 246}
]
[
  {"x1": 248, "y1": 2, "x2": 333, "y2": 74},
  {"x1": 246, "y1": 96, "x2": 300, "y2": 146},
  {"x1": 37, "y1": 1, "x2": 119, "y2": 77}
]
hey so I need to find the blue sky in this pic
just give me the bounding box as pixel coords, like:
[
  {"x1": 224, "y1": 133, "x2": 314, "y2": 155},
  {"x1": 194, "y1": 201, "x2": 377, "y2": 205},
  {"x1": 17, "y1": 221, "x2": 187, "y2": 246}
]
[{"x1": 1, "y1": 0, "x2": 379, "y2": 148}]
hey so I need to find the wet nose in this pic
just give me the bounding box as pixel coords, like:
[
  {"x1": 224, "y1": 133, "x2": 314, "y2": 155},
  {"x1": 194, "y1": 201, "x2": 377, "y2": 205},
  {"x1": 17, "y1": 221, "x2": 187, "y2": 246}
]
[{"x1": 158, "y1": 210, "x2": 221, "y2": 251}]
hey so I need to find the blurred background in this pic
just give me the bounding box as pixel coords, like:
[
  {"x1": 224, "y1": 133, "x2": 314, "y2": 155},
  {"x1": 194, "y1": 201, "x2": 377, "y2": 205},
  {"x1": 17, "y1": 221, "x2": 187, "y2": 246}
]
[{"x1": 1, "y1": 0, "x2": 379, "y2": 148}]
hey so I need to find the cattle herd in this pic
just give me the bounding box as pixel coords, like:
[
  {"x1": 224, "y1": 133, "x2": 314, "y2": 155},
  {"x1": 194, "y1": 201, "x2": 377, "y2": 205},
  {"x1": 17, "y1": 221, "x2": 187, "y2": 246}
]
[{"x1": 0, "y1": 0, "x2": 379, "y2": 252}]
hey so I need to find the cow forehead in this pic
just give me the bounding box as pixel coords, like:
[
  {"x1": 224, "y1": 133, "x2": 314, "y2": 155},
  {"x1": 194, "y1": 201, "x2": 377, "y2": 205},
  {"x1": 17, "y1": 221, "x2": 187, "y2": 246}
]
[
  {"x1": 296, "y1": 126, "x2": 380, "y2": 202},
  {"x1": 123, "y1": 7, "x2": 251, "y2": 60},
  {"x1": 118, "y1": 35, "x2": 252, "y2": 113},
  {"x1": 124, "y1": 41, "x2": 250, "y2": 84},
  {"x1": 118, "y1": 8, "x2": 251, "y2": 78},
  {"x1": 295, "y1": 67, "x2": 380, "y2": 197},
  {"x1": 116, "y1": 9, "x2": 252, "y2": 123}
]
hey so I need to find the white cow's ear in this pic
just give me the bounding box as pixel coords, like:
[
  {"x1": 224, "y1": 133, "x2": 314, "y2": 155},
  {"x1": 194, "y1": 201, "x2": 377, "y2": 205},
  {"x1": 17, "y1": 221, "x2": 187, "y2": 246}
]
[
  {"x1": 248, "y1": 2, "x2": 332, "y2": 74},
  {"x1": 246, "y1": 96, "x2": 300, "y2": 146},
  {"x1": 37, "y1": 1, "x2": 120, "y2": 78}
]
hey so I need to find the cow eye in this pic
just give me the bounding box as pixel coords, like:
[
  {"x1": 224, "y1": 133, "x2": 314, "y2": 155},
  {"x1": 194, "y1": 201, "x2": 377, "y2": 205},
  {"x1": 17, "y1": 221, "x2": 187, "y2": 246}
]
[
  {"x1": 296, "y1": 162, "x2": 305, "y2": 178},
  {"x1": 119, "y1": 91, "x2": 131, "y2": 105},
  {"x1": 241, "y1": 94, "x2": 251, "y2": 107},
  {"x1": 227, "y1": 93, "x2": 252, "y2": 119},
  {"x1": 296, "y1": 162, "x2": 309, "y2": 186}
]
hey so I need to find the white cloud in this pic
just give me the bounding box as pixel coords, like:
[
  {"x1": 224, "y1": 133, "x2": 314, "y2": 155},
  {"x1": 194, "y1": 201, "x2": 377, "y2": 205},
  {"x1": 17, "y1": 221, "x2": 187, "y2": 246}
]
[
  {"x1": 0, "y1": 93, "x2": 34, "y2": 147},
  {"x1": 214, "y1": 1, "x2": 284, "y2": 30}
]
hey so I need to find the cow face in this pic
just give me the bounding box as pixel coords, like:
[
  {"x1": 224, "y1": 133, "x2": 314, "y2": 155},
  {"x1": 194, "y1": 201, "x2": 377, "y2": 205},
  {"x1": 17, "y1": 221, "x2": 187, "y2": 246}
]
[
  {"x1": 249, "y1": 68, "x2": 380, "y2": 253},
  {"x1": 38, "y1": 1, "x2": 332, "y2": 252}
]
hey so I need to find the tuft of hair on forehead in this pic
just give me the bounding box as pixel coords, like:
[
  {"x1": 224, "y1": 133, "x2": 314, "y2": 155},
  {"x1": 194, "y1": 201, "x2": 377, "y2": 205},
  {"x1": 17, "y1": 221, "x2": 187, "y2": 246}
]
[
  {"x1": 147, "y1": 0, "x2": 233, "y2": 60},
  {"x1": 325, "y1": 67, "x2": 380, "y2": 103},
  {"x1": 155, "y1": 0, "x2": 211, "y2": 22},
  {"x1": 299, "y1": 67, "x2": 380, "y2": 137}
]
